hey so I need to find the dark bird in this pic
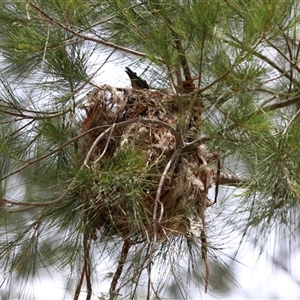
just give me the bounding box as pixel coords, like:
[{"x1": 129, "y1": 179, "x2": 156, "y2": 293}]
[{"x1": 125, "y1": 67, "x2": 149, "y2": 90}]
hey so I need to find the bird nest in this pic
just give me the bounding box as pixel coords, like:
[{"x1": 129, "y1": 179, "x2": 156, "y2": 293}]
[{"x1": 77, "y1": 84, "x2": 218, "y2": 242}]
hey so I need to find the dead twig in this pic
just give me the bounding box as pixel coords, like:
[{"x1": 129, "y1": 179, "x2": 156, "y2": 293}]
[
  {"x1": 201, "y1": 230, "x2": 210, "y2": 293},
  {"x1": 74, "y1": 234, "x2": 92, "y2": 300},
  {"x1": 93, "y1": 123, "x2": 116, "y2": 166},
  {"x1": 109, "y1": 238, "x2": 131, "y2": 298}
]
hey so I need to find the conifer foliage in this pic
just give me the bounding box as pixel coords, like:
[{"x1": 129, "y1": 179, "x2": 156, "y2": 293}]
[{"x1": 0, "y1": 1, "x2": 300, "y2": 299}]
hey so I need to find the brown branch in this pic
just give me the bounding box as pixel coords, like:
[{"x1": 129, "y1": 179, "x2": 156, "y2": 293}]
[
  {"x1": 199, "y1": 68, "x2": 232, "y2": 93},
  {"x1": 2, "y1": 113, "x2": 163, "y2": 183},
  {"x1": 222, "y1": 35, "x2": 296, "y2": 85},
  {"x1": 27, "y1": 1, "x2": 163, "y2": 62},
  {"x1": 0, "y1": 126, "x2": 91, "y2": 182},
  {"x1": 201, "y1": 230, "x2": 210, "y2": 293},
  {"x1": 212, "y1": 92, "x2": 300, "y2": 138},
  {"x1": 109, "y1": 238, "x2": 131, "y2": 297},
  {"x1": 0, "y1": 105, "x2": 68, "y2": 120},
  {"x1": 146, "y1": 256, "x2": 161, "y2": 300},
  {"x1": 197, "y1": 33, "x2": 206, "y2": 89},
  {"x1": 74, "y1": 235, "x2": 92, "y2": 300},
  {"x1": 74, "y1": 256, "x2": 86, "y2": 300},
  {"x1": 266, "y1": 38, "x2": 300, "y2": 74},
  {"x1": 182, "y1": 137, "x2": 210, "y2": 152},
  {"x1": 83, "y1": 125, "x2": 114, "y2": 166},
  {"x1": 262, "y1": 92, "x2": 300, "y2": 111},
  {"x1": 217, "y1": 172, "x2": 248, "y2": 186},
  {"x1": 85, "y1": 238, "x2": 92, "y2": 300},
  {"x1": 154, "y1": 149, "x2": 181, "y2": 224},
  {"x1": 214, "y1": 157, "x2": 221, "y2": 204},
  {"x1": 172, "y1": 31, "x2": 192, "y2": 81},
  {"x1": 1, "y1": 117, "x2": 181, "y2": 209},
  {"x1": 129, "y1": 243, "x2": 151, "y2": 299},
  {"x1": 93, "y1": 123, "x2": 116, "y2": 166},
  {"x1": 223, "y1": 0, "x2": 244, "y2": 18}
]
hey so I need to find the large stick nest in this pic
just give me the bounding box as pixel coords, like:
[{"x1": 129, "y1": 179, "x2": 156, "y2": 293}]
[{"x1": 77, "y1": 85, "x2": 218, "y2": 242}]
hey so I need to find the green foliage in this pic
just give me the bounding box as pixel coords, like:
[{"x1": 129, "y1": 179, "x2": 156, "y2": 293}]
[{"x1": 0, "y1": 0, "x2": 300, "y2": 299}]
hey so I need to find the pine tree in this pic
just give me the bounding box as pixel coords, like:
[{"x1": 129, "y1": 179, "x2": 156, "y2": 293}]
[{"x1": 0, "y1": 1, "x2": 300, "y2": 299}]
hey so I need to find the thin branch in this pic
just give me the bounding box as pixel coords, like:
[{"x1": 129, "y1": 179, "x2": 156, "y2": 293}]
[
  {"x1": 217, "y1": 172, "x2": 248, "y2": 186},
  {"x1": 0, "y1": 128, "x2": 85, "y2": 182},
  {"x1": 41, "y1": 25, "x2": 50, "y2": 70},
  {"x1": 0, "y1": 117, "x2": 158, "y2": 181},
  {"x1": 85, "y1": 238, "x2": 92, "y2": 300},
  {"x1": 146, "y1": 257, "x2": 161, "y2": 300},
  {"x1": 83, "y1": 126, "x2": 114, "y2": 167},
  {"x1": 262, "y1": 92, "x2": 300, "y2": 111},
  {"x1": 109, "y1": 238, "x2": 131, "y2": 297},
  {"x1": 154, "y1": 148, "x2": 181, "y2": 225},
  {"x1": 129, "y1": 243, "x2": 151, "y2": 300},
  {"x1": 198, "y1": 68, "x2": 233, "y2": 93},
  {"x1": 171, "y1": 31, "x2": 192, "y2": 81},
  {"x1": 223, "y1": 0, "x2": 244, "y2": 18},
  {"x1": 27, "y1": 1, "x2": 164, "y2": 63},
  {"x1": 197, "y1": 31, "x2": 206, "y2": 89},
  {"x1": 282, "y1": 107, "x2": 300, "y2": 135},
  {"x1": 74, "y1": 234, "x2": 92, "y2": 300},
  {"x1": 93, "y1": 123, "x2": 116, "y2": 166},
  {"x1": 214, "y1": 157, "x2": 221, "y2": 204},
  {"x1": 212, "y1": 92, "x2": 300, "y2": 138},
  {"x1": 74, "y1": 255, "x2": 86, "y2": 300},
  {"x1": 266, "y1": 38, "x2": 300, "y2": 74},
  {"x1": 5, "y1": 205, "x2": 35, "y2": 213},
  {"x1": 2, "y1": 117, "x2": 180, "y2": 208},
  {"x1": 222, "y1": 35, "x2": 297, "y2": 85},
  {"x1": 201, "y1": 230, "x2": 210, "y2": 293},
  {"x1": 144, "y1": 149, "x2": 183, "y2": 300},
  {"x1": 0, "y1": 104, "x2": 68, "y2": 120}
]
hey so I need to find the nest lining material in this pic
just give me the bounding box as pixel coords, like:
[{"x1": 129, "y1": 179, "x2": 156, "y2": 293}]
[{"x1": 77, "y1": 84, "x2": 216, "y2": 241}]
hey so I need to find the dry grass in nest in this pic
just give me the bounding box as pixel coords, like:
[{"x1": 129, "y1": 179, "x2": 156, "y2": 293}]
[
  {"x1": 77, "y1": 84, "x2": 217, "y2": 242},
  {"x1": 75, "y1": 84, "x2": 220, "y2": 294}
]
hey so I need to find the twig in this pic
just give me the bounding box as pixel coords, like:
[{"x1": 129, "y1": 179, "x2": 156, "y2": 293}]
[
  {"x1": 145, "y1": 149, "x2": 182, "y2": 299},
  {"x1": 154, "y1": 148, "x2": 181, "y2": 225},
  {"x1": 217, "y1": 172, "x2": 248, "y2": 186},
  {"x1": 211, "y1": 91, "x2": 300, "y2": 140},
  {"x1": 109, "y1": 238, "x2": 131, "y2": 298},
  {"x1": 214, "y1": 157, "x2": 221, "y2": 204},
  {"x1": 85, "y1": 238, "x2": 92, "y2": 300},
  {"x1": 198, "y1": 68, "x2": 232, "y2": 93},
  {"x1": 41, "y1": 25, "x2": 50, "y2": 70},
  {"x1": 0, "y1": 125, "x2": 98, "y2": 182},
  {"x1": 83, "y1": 125, "x2": 115, "y2": 167},
  {"x1": 74, "y1": 234, "x2": 92, "y2": 300},
  {"x1": 2, "y1": 117, "x2": 180, "y2": 208},
  {"x1": 282, "y1": 107, "x2": 300, "y2": 135},
  {"x1": 200, "y1": 230, "x2": 210, "y2": 293},
  {"x1": 27, "y1": 1, "x2": 164, "y2": 63},
  {"x1": 222, "y1": 35, "x2": 296, "y2": 84},
  {"x1": 133, "y1": 115, "x2": 141, "y2": 146},
  {"x1": 93, "y1": 123, "x2": 116, "y2": 166},
  {"x1": 266, "y1": 38, "x2": 300, "y2": 73},
  {"x1": 171, "y1": 31, "x2": 192, "y2": 81},
  {"x1": 74, "y1": 256, "x2": 86, "y2": 300},
  {"x1": 146, "y1": 258, "x2": 161, "y2": 300},
  {"x1": 262, "y1": 92, "x2": 300, "y2": 112},
  {"x1": 129, "y1": 243, "x2": 151, "y2": 300}
]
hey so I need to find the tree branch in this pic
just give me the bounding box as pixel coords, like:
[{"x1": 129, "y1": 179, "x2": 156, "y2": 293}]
[
  {"x1": 109, "y1": 238, "x2": 131, "y2": 297},
  {"x1": 27, "y1": 1, "x2": 163, "y2": 62},
  {"x1": 217, "y1": 172, "x2": 248, "y2": 186}
]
